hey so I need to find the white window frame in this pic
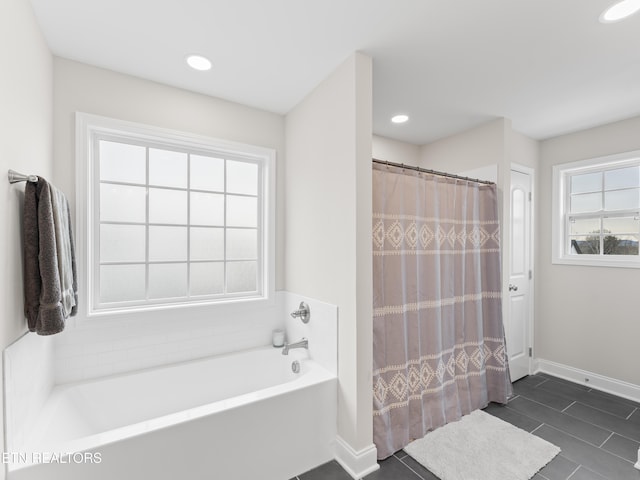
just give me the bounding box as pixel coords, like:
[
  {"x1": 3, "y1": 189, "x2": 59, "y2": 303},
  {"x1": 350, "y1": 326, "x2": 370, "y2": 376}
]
[
  {"x1": 552, "y1": 149, "x2": 640, "y2": 268},
  {"x1": 76, "y1": 112, "x2": 276, "y2": 317}
]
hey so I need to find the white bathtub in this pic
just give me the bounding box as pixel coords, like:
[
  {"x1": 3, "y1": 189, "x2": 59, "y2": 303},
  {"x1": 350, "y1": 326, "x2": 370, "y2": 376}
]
[{"x1": 6, "y1": 346, "x2": 337, "y2": 480}]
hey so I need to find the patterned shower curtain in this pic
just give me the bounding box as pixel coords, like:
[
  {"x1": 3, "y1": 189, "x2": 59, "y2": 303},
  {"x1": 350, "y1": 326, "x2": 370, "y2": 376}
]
[{"x1": 372, "y1": 163, "x2": 512, "y2": 459}]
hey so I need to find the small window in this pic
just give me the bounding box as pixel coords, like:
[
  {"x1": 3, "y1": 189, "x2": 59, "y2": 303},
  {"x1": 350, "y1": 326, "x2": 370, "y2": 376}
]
[
  {"x1": 76, "y1": 113, "x2": 275, "y2": 314},
  {"x1": 552, "y1": 151, "x2": 640, "y2": 268}
]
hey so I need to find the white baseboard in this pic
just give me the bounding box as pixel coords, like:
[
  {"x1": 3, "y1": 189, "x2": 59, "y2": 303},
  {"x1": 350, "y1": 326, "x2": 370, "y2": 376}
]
[
  {"x1": 534, "y1": 358, "x2": 640, "y2": 404},
  {"x1": 334, "y1": 436, "x2": 379, "y2": 479}
]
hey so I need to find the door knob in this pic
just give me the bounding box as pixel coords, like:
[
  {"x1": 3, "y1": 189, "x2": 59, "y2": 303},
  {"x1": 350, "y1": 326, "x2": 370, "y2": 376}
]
[{"x1": 509, "y1": 284, "x2": 518, "y2": 292}]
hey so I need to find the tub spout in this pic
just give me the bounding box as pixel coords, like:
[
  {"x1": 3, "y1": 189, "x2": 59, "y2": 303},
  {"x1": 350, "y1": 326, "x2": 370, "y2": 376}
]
[{"x1": 282, "y1": 338, "x2": 308, "y2": 355}]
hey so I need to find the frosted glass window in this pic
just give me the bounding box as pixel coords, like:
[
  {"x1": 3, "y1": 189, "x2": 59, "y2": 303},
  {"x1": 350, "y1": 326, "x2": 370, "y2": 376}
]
[
  {"x1": 227, "y1": 261, "x2": 257, "y2": 293},
  {"x1": 149, "y1": 226, "x2": 187, "y2": 261},
  {"x1": 100, "y1": 184, "x2": 146, "y2": 223},
  {"x1": 571, "y1": 172, "x2": 602, "y2": 194},
  {"x1": 227, "y1": 229, "x2": 257, "y2": 260},
  {"x1": 191, "y1": 192, "x2": 224, "y2": 226},
  {"x1": 190, "y1": 227, "x2": 224, "y2": 261},
  {"x1": 99, "y1": 141, "x2": 146, "y2": 184},
  {"x1": 227, "y1": 195, "x2": 257, "y2": 227},
  {"x1": 605, "y1": 166, "x2": 640, "y2": 190},
  {"x1": 149, "y1": 188, "x2": 187, "y2": 225},
  {"x1": 100, "y1": 265, "x2": 146, "y2": 303},
  {"x1": 190, "y1": 262, "x2": 224, "y2": 296},
  {"x1": 100, "y1": 224, "x2": 146, "y2": 263},
  {"x1": 149, "y1": 148, "x2": 187, "y2": 188},
  {"x1": 227, "y1": 160, "x2": 258, "y2": 195},
  {"x1": 83, "y1": 114, "x2": 272, "y2": 311},
  {"x1": 148, "y1": 264, "x2": 187, "y2": 299},
  {"x1": 570, "y1": 193, "x2": 602, "y2": 213},
  {"x1": 191, "y1": 155, "x2": 224, "y2": 192},
  {"x1": 604, "y1": 189, "x2": 640, "y2": 211}
]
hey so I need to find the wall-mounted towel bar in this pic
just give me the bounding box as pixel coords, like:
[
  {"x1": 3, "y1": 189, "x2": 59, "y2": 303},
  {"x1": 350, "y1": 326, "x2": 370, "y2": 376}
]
[{"x1": 8, "y1": 170, "x2": 38, "y2": 184}]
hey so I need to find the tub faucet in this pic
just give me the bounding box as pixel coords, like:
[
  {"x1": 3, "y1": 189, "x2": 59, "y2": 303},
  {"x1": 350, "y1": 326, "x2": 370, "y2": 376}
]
[{"x1": 282, "y1": 337, "x2": 308, "y2": 355}]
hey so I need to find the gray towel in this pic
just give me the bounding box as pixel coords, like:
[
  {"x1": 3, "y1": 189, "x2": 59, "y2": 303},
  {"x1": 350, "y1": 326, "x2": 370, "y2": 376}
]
[
  {"x1": 51, "y1": 185, "x2": 78, "y2": 317},
  {"x1": 23, "y1": 177, "x2": 78, "y2": 335}
]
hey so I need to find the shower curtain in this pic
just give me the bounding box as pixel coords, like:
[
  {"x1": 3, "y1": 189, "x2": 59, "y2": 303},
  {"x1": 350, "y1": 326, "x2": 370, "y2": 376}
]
[{"x1": 372, "y1": 163, "x2": 512, "y2": 459}]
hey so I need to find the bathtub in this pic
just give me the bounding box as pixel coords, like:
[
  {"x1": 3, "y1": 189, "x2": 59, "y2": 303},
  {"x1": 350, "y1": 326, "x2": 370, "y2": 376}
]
[{"x1": 6, "y1": 346, "x2": 337, "y2": 480}]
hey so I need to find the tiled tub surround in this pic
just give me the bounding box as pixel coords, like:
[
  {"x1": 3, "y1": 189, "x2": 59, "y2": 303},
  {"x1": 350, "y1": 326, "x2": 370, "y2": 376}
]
[{"x1": 4, "y1": 292, "x2": 338, "y2": 480}]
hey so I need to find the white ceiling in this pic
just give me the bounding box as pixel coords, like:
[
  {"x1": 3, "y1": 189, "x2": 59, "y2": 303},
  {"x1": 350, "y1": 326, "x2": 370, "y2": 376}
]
[{"x1": 29, "y1": 0, "x2": 640, "y2": 145}]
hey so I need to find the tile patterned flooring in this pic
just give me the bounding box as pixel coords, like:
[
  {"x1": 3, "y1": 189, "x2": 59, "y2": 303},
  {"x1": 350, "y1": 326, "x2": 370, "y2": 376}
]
[{"x1": 292, "y1": 374, "x2": 640, "y2": 480}]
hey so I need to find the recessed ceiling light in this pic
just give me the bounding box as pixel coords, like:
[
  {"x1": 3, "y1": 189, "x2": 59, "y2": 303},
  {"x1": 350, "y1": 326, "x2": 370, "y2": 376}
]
[
  {"x1": 600, "y1": 0, "x2": 640, "y2": 23},
  {"x1": 185, "y1": 54, "x2": 212, "y2": 71},
  {"x1": 391, "y1": 114, "x2": 409, "y2": 124}
]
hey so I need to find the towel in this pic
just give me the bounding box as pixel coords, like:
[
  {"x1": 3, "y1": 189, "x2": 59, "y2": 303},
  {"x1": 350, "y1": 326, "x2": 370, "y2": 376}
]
[
  {"x1": 23, "y1": 177, "x2": 78, "y2": 335},
  {"x1": 50, "y1": 185, "x2": 78, "y2": 317}
]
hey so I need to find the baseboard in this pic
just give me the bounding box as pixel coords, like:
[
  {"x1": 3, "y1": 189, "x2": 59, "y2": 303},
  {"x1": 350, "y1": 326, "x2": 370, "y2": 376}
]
[
  {"x1": 334, "y1": 436, "x2": 379, "y2": 479},
  {"x1": 534, "y1": 358, "x2": 640, "y2": 404}
]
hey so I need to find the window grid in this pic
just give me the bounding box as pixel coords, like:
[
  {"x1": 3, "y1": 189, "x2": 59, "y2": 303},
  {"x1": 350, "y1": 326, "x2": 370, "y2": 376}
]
[
  {"x1": 95, "y1": 137, "x2": 262, "y2": 310},
  {"x1": 564, "y1": 161, "x2": 640, "y2": 259},
  {"x1": 222, "y1": 157, "x2": 227, "y2": 300},
  {"x1": 144, "y1": 145, "x2": 150, "y2": 300},
  {"x1": 186, "y1": 148, "x2": 191, "y2": 301}
]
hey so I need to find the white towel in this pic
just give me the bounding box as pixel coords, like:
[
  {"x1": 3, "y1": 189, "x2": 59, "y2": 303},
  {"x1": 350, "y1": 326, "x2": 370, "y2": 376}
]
[{"x1": 50, "y1": 185, "x2": 77, "y2": 317}]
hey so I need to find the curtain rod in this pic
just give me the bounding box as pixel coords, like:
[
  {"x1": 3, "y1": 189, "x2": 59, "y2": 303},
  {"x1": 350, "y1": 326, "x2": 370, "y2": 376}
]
[{"x1": 372, "y1": 158, "x2": 495, "y2": 185}]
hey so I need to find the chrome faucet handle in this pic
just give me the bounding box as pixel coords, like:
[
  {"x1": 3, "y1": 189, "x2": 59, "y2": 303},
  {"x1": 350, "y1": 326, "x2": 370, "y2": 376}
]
[{"x1": 290, "y1": 302, "x2": 310, "y2": 323}]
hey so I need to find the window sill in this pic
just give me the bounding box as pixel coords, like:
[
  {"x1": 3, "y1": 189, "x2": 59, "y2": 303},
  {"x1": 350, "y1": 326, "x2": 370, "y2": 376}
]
[
  {"x1": 73, "y1": 295, "x2": 276, "y2": 329},
  {"x1": 552, "y1": 256, "x2": 640, "y2": 269}
]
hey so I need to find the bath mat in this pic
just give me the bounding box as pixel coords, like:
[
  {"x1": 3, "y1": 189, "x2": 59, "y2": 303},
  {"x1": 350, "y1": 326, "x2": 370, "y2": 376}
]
[{"x1": 404, "y1": 409, "x2": 560, "y2": 480}]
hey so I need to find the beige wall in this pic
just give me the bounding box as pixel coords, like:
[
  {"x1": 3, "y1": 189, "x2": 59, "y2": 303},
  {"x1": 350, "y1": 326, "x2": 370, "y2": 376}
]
[
  {"x1": 0, "y1": 0, "x2": 53, "y2": 475},
  {"x1": 419, "y1": 118, "x2": 511, "y2": 175},
  {"x1": 537, "y1": 115, "x2": 640, "y2": 385},
  {"x1": 511, "y1": 130, "x2": 539, "y2": 170},
  {"x1": 285, "y1": 53, "x2": 374, "y2": 458},
  {"x1": 372, "y1": 135, "x2": 420, "y2": 166}
]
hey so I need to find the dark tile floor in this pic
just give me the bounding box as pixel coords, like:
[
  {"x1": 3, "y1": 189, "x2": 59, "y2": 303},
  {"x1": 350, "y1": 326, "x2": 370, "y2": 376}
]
[{"x1": 292, "y1": 374, "x2": 640, "y2": 480}]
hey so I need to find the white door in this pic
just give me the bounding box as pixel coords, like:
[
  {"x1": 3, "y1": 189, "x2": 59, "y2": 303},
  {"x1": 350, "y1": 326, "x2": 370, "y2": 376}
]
[{"x1": 507, "y1": 168, "x2": 533, "y2": 381}]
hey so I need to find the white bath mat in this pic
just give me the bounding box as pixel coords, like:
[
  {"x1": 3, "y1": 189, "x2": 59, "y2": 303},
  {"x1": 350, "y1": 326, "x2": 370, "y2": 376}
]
[{"x1": 404, "y1": 409, "x2": 560, "y2": 480}]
